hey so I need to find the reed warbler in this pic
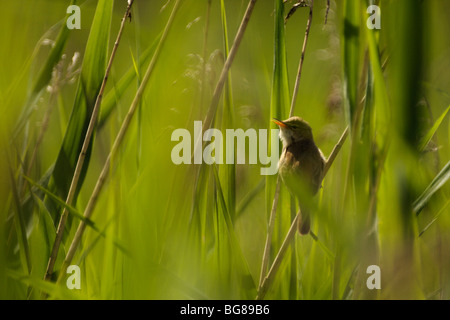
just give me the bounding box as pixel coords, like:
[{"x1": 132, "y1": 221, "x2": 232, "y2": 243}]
[{"x1": 272, "y1": 117, "x2": 325, "y2": 235}]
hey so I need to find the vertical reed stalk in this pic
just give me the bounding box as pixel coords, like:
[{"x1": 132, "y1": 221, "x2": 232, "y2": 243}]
[{"x1": 290, "y1": 0, "x2": 314, "y2": 117}]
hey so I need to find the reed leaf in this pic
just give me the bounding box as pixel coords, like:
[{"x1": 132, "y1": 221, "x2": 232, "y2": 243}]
[{"x1": 49, "y1": 0, "x2": 114, "y2": 210}]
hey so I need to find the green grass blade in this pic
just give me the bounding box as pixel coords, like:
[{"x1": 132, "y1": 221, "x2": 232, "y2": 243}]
[
  {"x1": 28, "y1": 193, "x2": 66, "y2": 288},
  {"x1": 6, "y1": 268, "x2": 91, "y2": 300},
  {"x1": 24, "y1": 176, "x2": 97, "y2": 230},
  {"x1": 31, "y1": 0, "x2": 77, "y2": 96},
  {"x1": 413, "y1": 160, "x2": 450, "y2": 214},
  {"x1": 12, "y1": 1, "x2": 77, "y2": 140},
  {"x1": 366, "y1": 12, "x2": 390, "y2": 142},
  {"x1": 419, "y1": 105, "x2": 450, "y2": 152},
  {"x1": 270, "y1": 0, "x2": 290, "y2": 121},
  {"x1": 8, "y1": 164, "x2": 31, "y2": 275},
  {"x1": 25, "y1": 176, "x2": 128, "y2": 258},
  {"x1": 219, "y1": 0, "x2": 236, "y2": 220},
  {"x1": 50, "y1": 0, "x2": 114, "y2": 205},
  {"x1": 419, "y1": 199, "x2": 450, "y2": 237},
  {"x1": 342, "y1": 0, "x2": 361, "y2": 128},
  {"x1": 266, "y1": 0, "x2": 290, "y2": 238}
]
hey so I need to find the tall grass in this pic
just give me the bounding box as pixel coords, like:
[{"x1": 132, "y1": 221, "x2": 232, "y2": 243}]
[{"x1": 1, "y1": 0, "x2": 449, "y2": 300}]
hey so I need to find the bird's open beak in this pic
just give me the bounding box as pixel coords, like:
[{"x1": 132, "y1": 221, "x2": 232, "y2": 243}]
[{"x1": 272, "y1": 118, "x2": 288, "y2": 128}]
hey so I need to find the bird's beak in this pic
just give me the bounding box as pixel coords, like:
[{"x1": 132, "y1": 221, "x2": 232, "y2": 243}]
[{"x1": 272, "y1": 118, "x2": 288, "y2": 128}]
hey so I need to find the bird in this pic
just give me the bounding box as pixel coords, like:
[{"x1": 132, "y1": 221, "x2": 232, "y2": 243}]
[{"x1": 272, "y1": 116, "x2": 325, "y2": 235}]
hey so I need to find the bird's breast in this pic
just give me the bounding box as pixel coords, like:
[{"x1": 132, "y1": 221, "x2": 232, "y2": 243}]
[{"x1": 278, "y1": 139, "x2": 325, "y2": 196}]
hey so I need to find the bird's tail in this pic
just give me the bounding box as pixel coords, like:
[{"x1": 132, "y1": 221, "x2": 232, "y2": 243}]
[{"x1": 297, "y1": 205, "x2": 310, "y2": 235}]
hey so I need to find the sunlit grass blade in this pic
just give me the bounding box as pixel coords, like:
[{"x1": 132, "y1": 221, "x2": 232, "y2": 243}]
[
  {"x1": 419, "y1": 105, "x2": 450, "y2": 152},
  {"x1": 419, "y1": 199, "x2": 450, "y2": 237},
  {"x1": 365, "y1": 8, "x2": 390, "y2": 142},
  {"x1": 50, "y1": 0, "x2": 114, "y2": 206},
  {"x1": 413, "y1": 160, "x2": 450, "y2": 215}
]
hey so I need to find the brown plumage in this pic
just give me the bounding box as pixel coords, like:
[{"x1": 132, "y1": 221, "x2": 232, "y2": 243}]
[{"x1": 273, "y1": 117, "x2": 325, "y2": 235}]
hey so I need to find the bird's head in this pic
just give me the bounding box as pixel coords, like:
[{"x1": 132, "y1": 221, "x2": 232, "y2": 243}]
[{"x1": 272, "y1": 116, "x2": 313, "y2": 147}]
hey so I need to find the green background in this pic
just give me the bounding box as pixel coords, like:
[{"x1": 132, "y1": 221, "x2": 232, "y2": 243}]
[{"x1": 0, "y1": 0, "x2": 449, "y2": 299}]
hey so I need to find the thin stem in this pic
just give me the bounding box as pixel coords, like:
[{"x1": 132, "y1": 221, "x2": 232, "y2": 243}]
[
  {"x1": 289, "y1": 0, "x2": 313, "y2": 117},
  {"x1": 203, "y1": 0, "x2": 257, "y2": 132},
  {"x1": 257, "y1": 213, "x2": 299, "y2": 300},
  {"x1": 325, "y1": 0, "x2": 330, "y2": 25},
  {"x1": 189, "y1": 0, "x2": 257, "y2": 166},
  {"x1": 257, "y1": 126, "x2": 349, "y2": 299},
  {"x1": 43, "y1": 1, "x2": 135, "y2": 283},
  {"x1": 324, "y1": 126, "x2": 349, "y2": 176},
  {"x1": 258, "y1": 178, "x2": 281, "y2": 289},
  {"x1": 56, "y1": 0, "x2": 181, "y2": 284}
]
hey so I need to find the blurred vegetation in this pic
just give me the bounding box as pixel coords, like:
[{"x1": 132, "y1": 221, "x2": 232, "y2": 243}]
[{"x1": 0, "y1": 0, "x2": 449, "y2": 300}]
